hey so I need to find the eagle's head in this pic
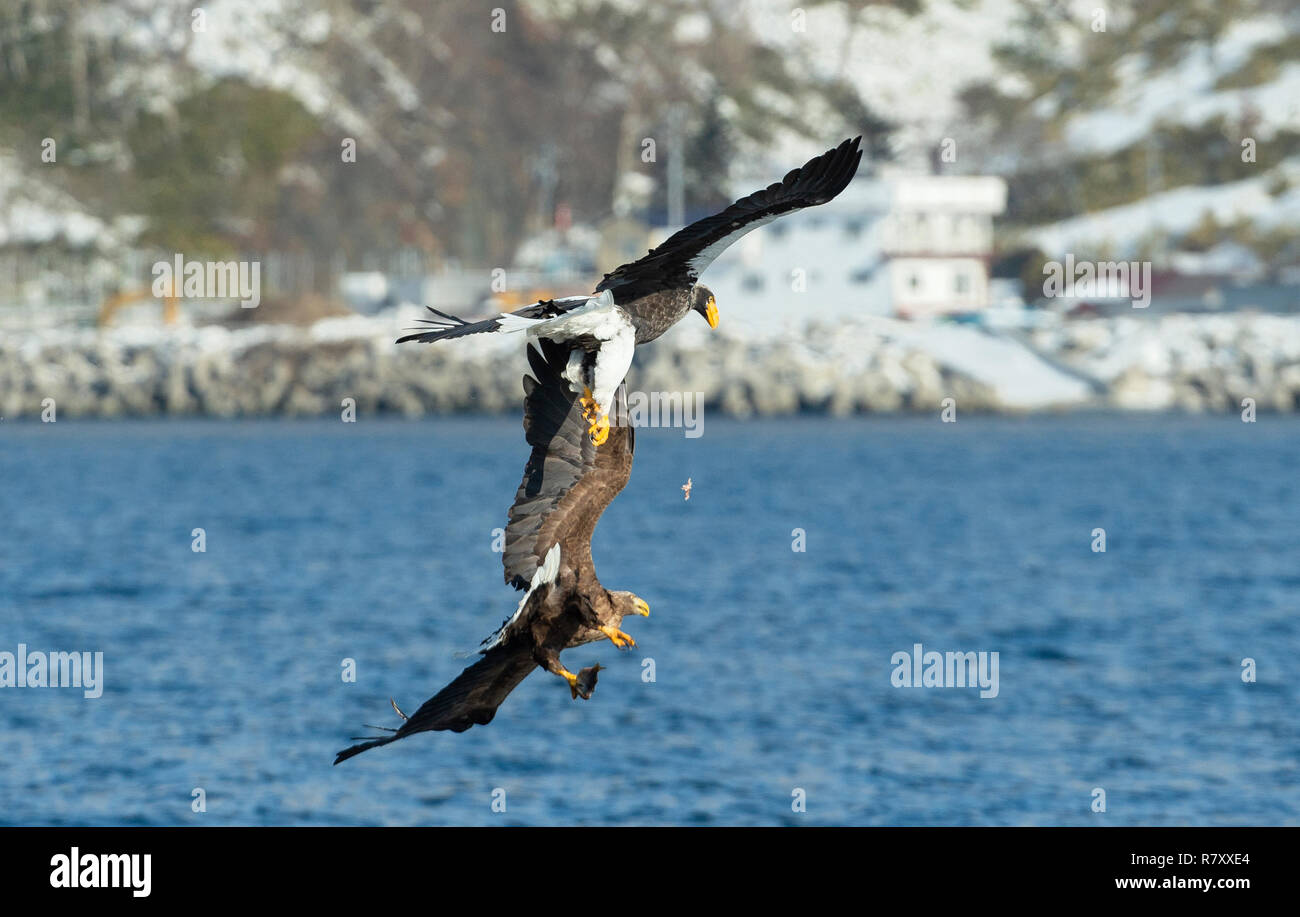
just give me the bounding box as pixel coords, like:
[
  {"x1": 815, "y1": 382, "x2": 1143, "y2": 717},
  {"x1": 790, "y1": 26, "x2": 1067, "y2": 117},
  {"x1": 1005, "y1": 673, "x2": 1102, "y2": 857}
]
[
  {"x1": 692, "y1": 285, "x2": 719, "y2": 329},
  {"x1": 610, "y1": 590, "x2": 651, "y2": 622}
]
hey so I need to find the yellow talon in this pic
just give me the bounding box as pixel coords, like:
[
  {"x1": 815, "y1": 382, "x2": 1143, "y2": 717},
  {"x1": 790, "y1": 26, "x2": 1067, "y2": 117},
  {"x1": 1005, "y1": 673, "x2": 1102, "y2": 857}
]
[
  {"x1": 579, "y1": 388, "x2": 609, "y2": 445},
  {"x1": 600, "y1": 624, "x2": 635, "y2": 649},
  {"x1": 561, "y1": 668, "x2": 581, "y2": 699}
]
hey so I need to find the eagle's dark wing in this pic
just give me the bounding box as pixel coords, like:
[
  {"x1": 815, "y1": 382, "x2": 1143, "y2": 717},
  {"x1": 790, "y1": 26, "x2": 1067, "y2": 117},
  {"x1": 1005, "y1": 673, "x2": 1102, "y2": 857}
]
[
  {"x1": 395, "y1": 296, "x2": 591, "y2": 345},
  {"x1": 333, "y1": 643, "x2": 537, "y2": 763},
  {"x1": 596, "y1": 136, "x2": 862, "y2": 300},
  {"x1": 503, "y1": 337, "x2": 634, "y2": 590},
  {"x1": 333, "y1": 339, "x2": 632, "y2": 764}
]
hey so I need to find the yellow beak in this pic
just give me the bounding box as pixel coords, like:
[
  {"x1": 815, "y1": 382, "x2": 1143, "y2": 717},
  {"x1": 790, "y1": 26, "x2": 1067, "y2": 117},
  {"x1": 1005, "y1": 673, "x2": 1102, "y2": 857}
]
[
  {"x1": 705, "y1": 298, "x2": 719, "y2": 329},
  {"x1": 634, "y1": 598, "x2": 650, "y2": 617}
]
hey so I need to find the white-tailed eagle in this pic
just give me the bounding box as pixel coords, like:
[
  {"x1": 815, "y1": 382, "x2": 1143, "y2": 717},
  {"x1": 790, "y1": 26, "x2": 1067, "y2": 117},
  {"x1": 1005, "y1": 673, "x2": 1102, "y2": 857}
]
[{"x1": 334, "y1": 339, "x2": 647, "y2": 763}]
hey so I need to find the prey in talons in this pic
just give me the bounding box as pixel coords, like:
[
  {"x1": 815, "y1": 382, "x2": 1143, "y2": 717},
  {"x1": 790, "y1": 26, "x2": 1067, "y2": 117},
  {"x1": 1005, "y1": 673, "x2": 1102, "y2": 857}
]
[{"x1": 544, "y1": 656, "x2": 605, "y2": 700}]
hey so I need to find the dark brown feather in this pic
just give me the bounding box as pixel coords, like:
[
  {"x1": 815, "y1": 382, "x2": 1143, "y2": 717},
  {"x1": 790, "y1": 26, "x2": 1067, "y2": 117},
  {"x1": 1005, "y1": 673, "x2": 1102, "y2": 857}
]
[
  {"x1": 596, "y1": 136, "x2": 863, "y2": 304},
  {"x1": 334, "y1": 338, "x2": 637, "y2": 763},
  {"x1": 503, "y1": 338, "x2": 634, "y2": 590}
]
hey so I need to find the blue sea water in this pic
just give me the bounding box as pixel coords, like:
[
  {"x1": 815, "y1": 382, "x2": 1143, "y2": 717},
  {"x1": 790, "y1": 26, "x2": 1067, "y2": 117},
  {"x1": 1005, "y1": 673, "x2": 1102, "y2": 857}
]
[{"x1": 0, "y1": 414, "x2": 1296, "y2": 826}]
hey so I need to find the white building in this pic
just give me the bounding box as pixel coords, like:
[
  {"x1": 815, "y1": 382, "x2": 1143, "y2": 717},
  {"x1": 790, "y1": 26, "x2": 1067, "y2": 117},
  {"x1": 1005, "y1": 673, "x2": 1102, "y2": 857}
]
[
  {"x1": 878, "y1": 175, "x2": 1007, "y2": 318},
  {"x1": 695, "y1": 171, "x2": 1007, "y2": 329}
]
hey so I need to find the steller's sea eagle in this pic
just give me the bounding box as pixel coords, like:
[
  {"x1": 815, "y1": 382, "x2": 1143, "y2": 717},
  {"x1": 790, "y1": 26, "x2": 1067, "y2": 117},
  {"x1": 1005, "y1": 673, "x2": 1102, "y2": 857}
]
[
  {"x1": 397, "y1": 136, "x2": 863, "y2": 445},
  {"x1": 334, "y1": 338, "x2": 647, "y2": 764}
]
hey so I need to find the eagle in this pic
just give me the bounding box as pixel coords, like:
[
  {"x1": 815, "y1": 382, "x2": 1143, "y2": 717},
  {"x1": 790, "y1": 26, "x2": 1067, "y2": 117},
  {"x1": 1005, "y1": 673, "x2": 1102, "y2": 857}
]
[
  {"x1": 334, "y1": 338, "x2": 647, "y2": 764},
  {"x1": 397, "y1": 136, "x2": 863, "y2": 446}
]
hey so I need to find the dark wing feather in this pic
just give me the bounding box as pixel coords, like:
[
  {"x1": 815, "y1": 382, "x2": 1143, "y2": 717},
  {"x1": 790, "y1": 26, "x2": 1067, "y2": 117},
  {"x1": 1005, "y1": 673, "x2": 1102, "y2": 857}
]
[
  {"x1": 503, "y1": 337, "x2": 634, "y2": 590},
  {"x1": 596, "y1": 136, "x2": 862, "y2": 300},
  {"x1": 333, "y1": 643, "x2": 536, "y2": 763},
  {"x1": 395, "y1": 307, "x2": 503, "y2": 344}
]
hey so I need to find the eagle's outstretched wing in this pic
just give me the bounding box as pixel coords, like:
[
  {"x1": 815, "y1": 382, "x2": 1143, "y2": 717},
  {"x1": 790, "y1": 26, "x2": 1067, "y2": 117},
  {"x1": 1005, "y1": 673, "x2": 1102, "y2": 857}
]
[
  {"x1": 333, "y1": 644, "x2": 538, "y2": 763},
  {"x1": 502, "y1": 337, "x2": 634, "y2": 591},
  {"x1": 395, "y1": 296, "x2": 591, "y2": 345},
  {"x1": 596, "y1": 136, "x2": 863, "y2": 300}
]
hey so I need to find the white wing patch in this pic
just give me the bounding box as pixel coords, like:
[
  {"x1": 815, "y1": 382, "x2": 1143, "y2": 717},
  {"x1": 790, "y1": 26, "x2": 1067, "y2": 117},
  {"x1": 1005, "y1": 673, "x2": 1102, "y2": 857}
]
[
  {"x1": 497, "y1": 312, "x2": 546, "y2": 334},
  {"x1": 563, "y1": 348, "x2": 587, "y2": 393},
  {"x1": 531, "y1": 289, "x2": 617, "y2": 339},
  {"x1": 519, "y1": 290, "x2": 636, "y2": 411},
  {"x1": 589, "y1": 323, "x2": 635, "y2": 413},
  {"x1": 496, "y1": 295, "x2": 594, "y2": 336},
  {"x1": 479, "y1": 543, "x2": 561, "y2": 652}
]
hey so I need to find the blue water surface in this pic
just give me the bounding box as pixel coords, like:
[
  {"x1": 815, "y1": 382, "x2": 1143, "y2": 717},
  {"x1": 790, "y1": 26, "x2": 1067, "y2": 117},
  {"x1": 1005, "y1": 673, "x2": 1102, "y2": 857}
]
[{"x1": 0, "y1": 414, "x2": 1296, "y2": 825}]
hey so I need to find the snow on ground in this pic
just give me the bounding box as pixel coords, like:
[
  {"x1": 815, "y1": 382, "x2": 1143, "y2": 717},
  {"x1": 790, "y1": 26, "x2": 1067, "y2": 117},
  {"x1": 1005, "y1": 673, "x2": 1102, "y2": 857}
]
[
  {"x1": 78, "y1": 0, "x2": 385, "y2": 152},
  {"x1": 0, "y1": 153, "x2": 108, "y2": 248},
  {"x1": 1029, "y1": 176, "x2": 1300, "y2": 258},
  {"x1": 1064, "y1": 15, "x2": 1300, "y2": 157},
  {"x1": 871, "y1": 317, "x2": 1094, "y2": 409},
  {"x1": 722, "y1": 0, "x2": 1016, "y2": 171}
]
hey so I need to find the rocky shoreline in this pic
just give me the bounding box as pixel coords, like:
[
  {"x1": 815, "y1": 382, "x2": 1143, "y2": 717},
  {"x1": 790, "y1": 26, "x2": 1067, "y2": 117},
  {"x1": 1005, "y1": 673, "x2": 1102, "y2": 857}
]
[
  {"x1": 3, "y1": 309, "x2": 1300, "y2": 419},
  {"x1": 1025, "y1": 313, "x2": 1300, "y2": 414}
]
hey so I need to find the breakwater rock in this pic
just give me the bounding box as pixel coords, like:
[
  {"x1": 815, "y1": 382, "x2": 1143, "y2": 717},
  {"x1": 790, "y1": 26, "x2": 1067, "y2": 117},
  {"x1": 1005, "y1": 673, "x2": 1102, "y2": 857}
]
[
  {"x1": 3, "y1": 309, "x2": 1300, "y2": 419},
  {"x1": 0, "y1": 312, "x2": 1000, "y2": 419},
  {"x1": 1027, "y1": 312, "x2": 1300, "y2": 413}
]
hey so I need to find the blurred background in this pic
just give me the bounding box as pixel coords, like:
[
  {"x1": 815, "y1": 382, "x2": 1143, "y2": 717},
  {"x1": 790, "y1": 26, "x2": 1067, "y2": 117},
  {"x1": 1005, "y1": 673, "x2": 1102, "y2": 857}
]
[
  {"x1": 2, "y1": 0, "x2": 1299, "y2": 415},
  {"x1": 1, "y1": 1, "x2": 1298, "y2": 827}
]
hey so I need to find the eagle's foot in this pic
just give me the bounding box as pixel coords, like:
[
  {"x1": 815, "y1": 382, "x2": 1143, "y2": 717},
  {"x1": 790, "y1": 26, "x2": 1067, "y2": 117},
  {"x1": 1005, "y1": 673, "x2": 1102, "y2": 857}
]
[
  {"x1": 580, "y1": 388, "x2": 609, "y2": 446},
  {"x1": 599, "y1": 624, "x2": 636, "y2": 650},
  {"x1": 561, "y1": 665, "x2": 602, "y2": 700}
]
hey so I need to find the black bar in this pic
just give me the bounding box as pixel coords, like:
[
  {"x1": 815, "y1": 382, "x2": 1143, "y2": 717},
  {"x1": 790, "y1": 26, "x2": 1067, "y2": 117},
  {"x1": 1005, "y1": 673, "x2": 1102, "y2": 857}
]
[{"x1": 0, "y1": 827, "x2": 1282, "y2": 902}]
